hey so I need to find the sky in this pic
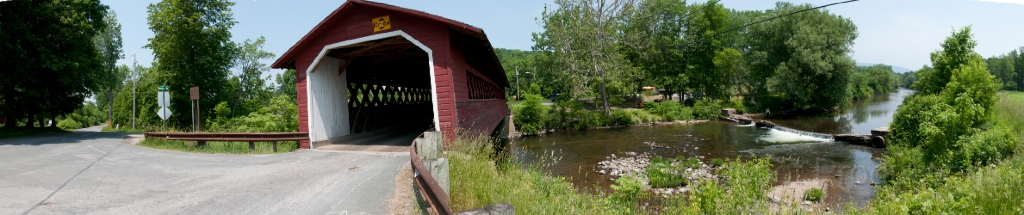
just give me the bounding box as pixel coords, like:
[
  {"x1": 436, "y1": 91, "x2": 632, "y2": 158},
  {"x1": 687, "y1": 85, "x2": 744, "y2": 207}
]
[{"x1": 109, "y1": 0, "x2": 1024, "y2": 79}]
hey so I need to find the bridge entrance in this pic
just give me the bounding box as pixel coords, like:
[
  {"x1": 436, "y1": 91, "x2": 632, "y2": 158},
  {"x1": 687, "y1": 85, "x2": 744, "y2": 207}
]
[{"x1": 305, "y1": 33, "x2": 436, "y2": 151}]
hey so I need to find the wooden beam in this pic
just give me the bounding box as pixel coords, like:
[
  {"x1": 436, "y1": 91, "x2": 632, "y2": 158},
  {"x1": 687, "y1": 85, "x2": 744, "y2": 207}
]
[
  {"x1": 338, "y1": 57, "x2": 355, "y2": 75},
  {"x1": 343, "y1": 37, "x2": 402, "y2": 59}
]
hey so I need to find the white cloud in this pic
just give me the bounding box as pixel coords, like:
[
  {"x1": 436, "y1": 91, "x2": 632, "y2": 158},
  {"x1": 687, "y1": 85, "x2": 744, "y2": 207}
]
[{"x1": 976, "y1": 0, "x2": 1024, "y2": 5}]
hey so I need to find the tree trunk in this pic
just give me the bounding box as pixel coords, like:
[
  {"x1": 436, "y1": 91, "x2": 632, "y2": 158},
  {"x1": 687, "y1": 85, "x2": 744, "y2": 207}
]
[
  {"x1": 231, "y1": 77, "x2": 243, "y2": 118},
  {"x1": 49, "y1": 113, "x2": 58, "y2": 128},
  {"x1": 26, "y1": 111, "x2": 35, "y2": 128},
  {"x1": 108, "y1": 89, "x2": 114, "y2": 126},
  {"x1": 599, "y1": 71, "x2": 611, "y2": 118}
]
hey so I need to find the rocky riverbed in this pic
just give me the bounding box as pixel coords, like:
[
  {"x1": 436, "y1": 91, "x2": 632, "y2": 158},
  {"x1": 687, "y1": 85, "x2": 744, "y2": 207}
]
[{"x1": 595, "y1": 145, "x2": 721, "y2": 196}]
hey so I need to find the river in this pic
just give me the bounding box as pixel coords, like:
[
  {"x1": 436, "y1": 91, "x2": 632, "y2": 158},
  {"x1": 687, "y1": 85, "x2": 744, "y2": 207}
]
[{"x1": 509, "y1": 89, "x2": 913, "y2": 208}]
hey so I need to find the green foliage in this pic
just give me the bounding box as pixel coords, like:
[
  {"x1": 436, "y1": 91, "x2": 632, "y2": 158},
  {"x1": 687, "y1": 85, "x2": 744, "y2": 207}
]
[
  {"x1": 57, "y1": 102, "x2": 105, "y2": 129},
  {"x1": 1, "y1": 0, "x2": 110, "y2": 126},
  {"x1": 880, "y1": 26, "x2": 1017, "y2": 196},
  {"x1": 985, "y1": 47, "x2": 1024, "y2": 91},
  {"x1": 692, "y1": 100, "x2": 722, "y2": 120},
  {"x1": 207, "y1": 96, "x2": 298, "y2": 132},
  {"x1": 138, "y1": 138, "x2": 299, "y2": 154},
  {"x1": 644, "y1": 100, "x2": 692, "y2": 121},
  {"x1": 803, "y1": 188, "x2": 824, "y2": 202},
  {"x1": 745, "y1": 2, "x2": 857, "y2": 112},
  {"x1": 645, "y1": 157, "x2": 686, "y2": 188},
  {"x1": 609, "y1": 109, "x2": 637, "y2": 126},
  {"x1": 449, "y1": 133, "x2": 604, "y2": 214},
  {"x1": 274, "y1": 69, "x2": 298, "y2": 101},
  {"x1": 610, "y1": 174, "x2": 647, "y2": 203},
  {"x1": 513, "y1": 94, "x2": 548, "y2": 134},
  {"x1": 914, "y1": 26, "x2": 978, "y2": 94},
  {"x1": 663, "y1": 157, "x2": 775, "y2": 214},
  {"x1": 684, "y1": 158, "x2": 702, "y2": 169},
  {"x1": 545, "y1": 101, "x2": 608, "y2": 130},
  {"x1": 146, "y1": 0, "x2": 238, "y2": 128},
  {"x1": 711, "y1": 158, "x2": 724, "y2": 167}
]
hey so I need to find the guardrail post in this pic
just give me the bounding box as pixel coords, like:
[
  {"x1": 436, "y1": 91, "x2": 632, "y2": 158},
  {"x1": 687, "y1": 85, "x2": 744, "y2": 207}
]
[
  {"x1": 272, "y1": 141, "x2": 278, "y2": 152},
  {"x1": 249, "y1": 141, "x2": 255, "y2": 150}
]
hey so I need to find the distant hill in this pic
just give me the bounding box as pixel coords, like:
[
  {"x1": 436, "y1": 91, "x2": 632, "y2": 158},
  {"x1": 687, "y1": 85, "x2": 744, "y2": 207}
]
[{"x1": 856, "y1": 62, "x2": 914, "y2": 73}]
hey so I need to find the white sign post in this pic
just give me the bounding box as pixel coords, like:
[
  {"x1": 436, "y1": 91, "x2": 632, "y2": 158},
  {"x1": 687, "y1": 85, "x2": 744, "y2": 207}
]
[{"x1": 157, "y1": 86, "x2": 171, "y2": 131}]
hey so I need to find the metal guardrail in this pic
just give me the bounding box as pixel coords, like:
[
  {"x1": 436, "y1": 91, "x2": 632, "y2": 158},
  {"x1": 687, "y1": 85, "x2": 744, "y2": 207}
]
[
  {"x1": 144, "y1": 132, "x2": 308, "y2": 152},
  {"x1": 410, "y1": 131, "x2": 453, "y2": 215}
]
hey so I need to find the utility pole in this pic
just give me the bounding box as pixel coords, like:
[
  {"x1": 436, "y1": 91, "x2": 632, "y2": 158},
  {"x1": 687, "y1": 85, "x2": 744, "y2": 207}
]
[
  {"x1": 132, "y1": 54, "x2": 137, "y2": 129},
  {"x1": 515, "y1": 66, "x2": 520, "y2": 100}
]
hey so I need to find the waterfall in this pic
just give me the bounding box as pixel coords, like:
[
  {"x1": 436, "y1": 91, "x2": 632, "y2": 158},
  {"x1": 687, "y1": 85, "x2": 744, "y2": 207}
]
[
  {"x1": 770, "y1": 126, "x2": 835, "y2": 140},
  {"x1": 758, "y1": 125, "x2": 835, "y2": 143}
]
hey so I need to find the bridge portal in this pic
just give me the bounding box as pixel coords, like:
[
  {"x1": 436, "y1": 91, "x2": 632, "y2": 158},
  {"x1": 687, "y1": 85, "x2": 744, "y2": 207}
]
[{"x1": 271, "y1": 0, "x2": 510, "y2": 149}]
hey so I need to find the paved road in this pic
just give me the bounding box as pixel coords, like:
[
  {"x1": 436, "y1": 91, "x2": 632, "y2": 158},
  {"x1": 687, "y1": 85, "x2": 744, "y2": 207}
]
[{"x1": 0, "y1": 126, "x2": 409, "y2": 215}]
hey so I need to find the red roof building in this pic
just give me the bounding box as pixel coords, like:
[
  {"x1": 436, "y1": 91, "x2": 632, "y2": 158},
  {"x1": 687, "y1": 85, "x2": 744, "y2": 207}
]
[{"x1": 271, "y1": 0, "x2": 510, "y2": 149}]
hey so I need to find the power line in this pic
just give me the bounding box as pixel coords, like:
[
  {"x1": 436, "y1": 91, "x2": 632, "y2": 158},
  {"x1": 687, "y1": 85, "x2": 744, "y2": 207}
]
[{"x1": 710, "y1": 0, "x2": 859, "y2": 38}]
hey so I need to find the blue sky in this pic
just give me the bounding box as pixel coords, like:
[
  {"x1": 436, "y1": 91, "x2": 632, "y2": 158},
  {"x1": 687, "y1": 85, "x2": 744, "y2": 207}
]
[{"x1": 109, "y1": 0, "x2": 1024, "y2": 78}]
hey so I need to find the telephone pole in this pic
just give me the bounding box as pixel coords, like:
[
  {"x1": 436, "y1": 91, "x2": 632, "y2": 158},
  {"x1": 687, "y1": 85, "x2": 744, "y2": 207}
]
[
  {"x1": 132, "y1": 54, "x2": 137, "y2": 129},
  {"x1": 515, "y1": 66, "x2": 520, "y2": 100}
]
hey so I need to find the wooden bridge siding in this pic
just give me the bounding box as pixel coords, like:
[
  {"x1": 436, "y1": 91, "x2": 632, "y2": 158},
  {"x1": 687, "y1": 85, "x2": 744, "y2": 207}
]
[
  {"x1": 294, "y1": 7, "x2": 456, "y2": 148},
  {"x1": 306, "y1": 57, "x2": 350, "y2": 143},
  {"x1": 448, "y1": 38, "x2": 508, "y2": 136}
]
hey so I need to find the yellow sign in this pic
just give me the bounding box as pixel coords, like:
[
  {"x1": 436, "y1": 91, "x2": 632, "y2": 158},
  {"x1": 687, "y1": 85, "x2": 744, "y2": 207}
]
[{"x1": 372, "y1": 15, "x2": 391, "y2": 33}]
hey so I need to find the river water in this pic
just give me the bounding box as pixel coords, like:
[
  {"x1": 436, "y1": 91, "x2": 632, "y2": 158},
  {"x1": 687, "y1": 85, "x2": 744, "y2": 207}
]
[{"x1": 510, "y1": 89, "x2": 913, "y2": 208}]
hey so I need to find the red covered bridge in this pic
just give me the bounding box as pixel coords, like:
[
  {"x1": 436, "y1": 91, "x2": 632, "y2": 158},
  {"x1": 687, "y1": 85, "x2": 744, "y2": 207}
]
[{"x1": 271, "y1": 0, "x2": 510, "y2": 149}]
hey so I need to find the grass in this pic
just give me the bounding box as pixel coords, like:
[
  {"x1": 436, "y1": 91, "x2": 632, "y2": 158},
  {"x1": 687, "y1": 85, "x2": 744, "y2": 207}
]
[
  {"x1": 803, "y1": 188, "x2": 824, "y2": 202},
  {"x1": 646, "y1": 157, "x2": 686, "y2": 188},
  {"x1": 101, "y1": 127, "x2": 148, "y2": 133},
  {"x1": 137, "y1": 138, "x2": 300, "y2": 154},
  {"x1": 0, "y1": 126, "x2": 71, "y2": 139},
  {"x1": 448, "y1": 133, "x2": 605, "y2": 214}
]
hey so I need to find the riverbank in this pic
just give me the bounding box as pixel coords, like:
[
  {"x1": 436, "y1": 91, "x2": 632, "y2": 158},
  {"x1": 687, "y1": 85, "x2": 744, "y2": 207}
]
[{"x1": 510, "y1": 95, "x2": 732, "y2": 136}]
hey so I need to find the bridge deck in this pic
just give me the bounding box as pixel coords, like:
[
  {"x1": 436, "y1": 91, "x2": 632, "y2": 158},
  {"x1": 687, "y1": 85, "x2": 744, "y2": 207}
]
[{"x1": 314, "y1": 120, "x2": 433, "y2": 152}]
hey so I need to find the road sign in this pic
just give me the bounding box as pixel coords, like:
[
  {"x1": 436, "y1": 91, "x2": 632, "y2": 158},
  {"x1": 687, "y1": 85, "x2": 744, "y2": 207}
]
[
  {"x1": 372, "y1": 15, "x2": 390, "y2": 33},
  {"x1": 158, "y1": 91, "x2": 170, "y2": 107},
  {"x1": 190, "y1": 87, "x2": 199, "y2": 100},
  {"x1": 157, "y1": 107, "x2": 171, "y2": 120}
]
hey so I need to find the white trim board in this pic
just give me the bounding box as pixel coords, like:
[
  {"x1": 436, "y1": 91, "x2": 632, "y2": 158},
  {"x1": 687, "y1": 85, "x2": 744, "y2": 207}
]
[{"x1": 304, "y1": 30, "x2": 440, "y2": 148}]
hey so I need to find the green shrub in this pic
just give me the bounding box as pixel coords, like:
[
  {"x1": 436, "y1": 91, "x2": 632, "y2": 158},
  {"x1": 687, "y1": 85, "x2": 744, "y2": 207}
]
[
  {"x1": 663, "y1": 157, "x2": 775, "y2": 214},
  {"x1": 692, "y1": 100, "x2": 722, "y2": 120},
  {"x1": 684, "y1": 158, "x2": 701, "y2": 169},
  {"x1": 513, "y1": 94, "x2": 548, "y2": 134},
  {"x1": 57, "y1": 119, "x2": 83, "y2": 130},
  {"x1": 546, "y1": 101, "x2": 606, "y2": 130},
  {"x1": 645, "y1": 158, "x2": 685, "y2": 188},
  {"x1": 803, "y1": 188, "x2": 824, "y2": 202},
  {"x1": 610, "y1": 109, "x2": 636, "y2": 126},
  {"x1": 207, "y1": 96, "x2": 299, "y2": 132},
  {"x1": 711, "y1": 158, "x2": 724, "y2": 167},
  {"x1": 610, "y1": 173, "x2": 646, "y2": 203},
  {"x1": 644, "y1": 100, "x2": 692, "y2": 121}
]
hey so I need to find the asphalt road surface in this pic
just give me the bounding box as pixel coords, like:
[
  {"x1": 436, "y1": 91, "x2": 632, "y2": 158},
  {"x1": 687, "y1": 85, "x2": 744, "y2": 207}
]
[{"x1": 0, "y1": 126, "x2": 409, "y2": 215}]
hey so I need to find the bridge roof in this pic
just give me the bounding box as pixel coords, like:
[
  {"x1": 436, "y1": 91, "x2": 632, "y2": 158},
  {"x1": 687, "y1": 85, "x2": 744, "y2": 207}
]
[{"x1": 270, "y1": 0, "x2": 509, "y2": 87}]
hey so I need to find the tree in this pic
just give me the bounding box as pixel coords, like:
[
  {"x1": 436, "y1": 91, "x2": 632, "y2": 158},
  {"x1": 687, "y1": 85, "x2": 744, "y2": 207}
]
[
  {"x1": 744, "y1": 2, "x2": 857, "y2": 112},
  {"x1": 913, "y1": 26, "x2": 977, "y2": 94},
  {"x1": 880, "y1": 26, "x2": 1010, "y2": 191},
  {"x1": 1, "y1": 0, "x2": 109, "y2": 127},
  {"x1": 94, "y1": 10, "x2": 125, "y2": 126},
  {"x1": 618, "y1": 0, "x2": 687, "y2": 103},
  {"x1": 536, "y1": 0, "x2": 637, "y2": 118},
  {"x1": 230, "y1": 36, "x2": 275, "y2": 118},
  {"x1": 682, "y1": 0, "x2": 733, "y2": 101},
  {"x1": 145, "y1": 0, "x2": 238, "y2": 128},
  {"x1": 275, "y1": 69, "x2": 298, "y2": 102}
]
